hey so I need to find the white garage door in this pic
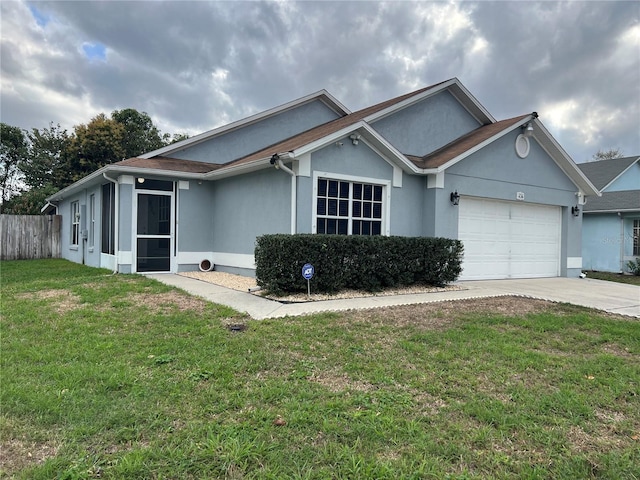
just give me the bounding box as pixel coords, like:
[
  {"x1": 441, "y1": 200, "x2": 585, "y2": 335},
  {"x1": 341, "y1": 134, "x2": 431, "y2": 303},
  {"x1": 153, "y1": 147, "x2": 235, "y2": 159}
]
[{"x1": 458, "y1": 197, "x2": 561, "y2": 280}]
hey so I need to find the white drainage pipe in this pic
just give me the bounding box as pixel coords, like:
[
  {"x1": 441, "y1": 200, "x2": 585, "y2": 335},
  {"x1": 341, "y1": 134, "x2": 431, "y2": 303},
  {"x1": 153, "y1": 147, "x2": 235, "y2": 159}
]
[{"x1": 199, "y1": 259, "x2": 214, "y2": 272}]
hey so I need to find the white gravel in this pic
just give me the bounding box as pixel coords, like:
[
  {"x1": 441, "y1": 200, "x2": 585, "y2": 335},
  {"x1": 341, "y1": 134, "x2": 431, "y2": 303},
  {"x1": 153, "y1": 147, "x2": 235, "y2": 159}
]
[{"x1": 179, "y1": 270, "x2": 462, "y2": 303}]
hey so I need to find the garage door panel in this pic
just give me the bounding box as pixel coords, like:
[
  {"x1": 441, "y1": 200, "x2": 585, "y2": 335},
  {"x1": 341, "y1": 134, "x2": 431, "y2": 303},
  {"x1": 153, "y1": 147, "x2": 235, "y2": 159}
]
[{"x1": 458, "y1": 197, "x2": 560, "y2": 280}]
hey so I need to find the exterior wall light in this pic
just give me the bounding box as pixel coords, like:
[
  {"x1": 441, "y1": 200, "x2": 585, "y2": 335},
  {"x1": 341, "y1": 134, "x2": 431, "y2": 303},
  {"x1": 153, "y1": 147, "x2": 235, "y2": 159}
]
[
  {"x1": 450, "y1": 191, "x2": 460, "y2": 206},
  {"x1": 522, "y1": 122, "x2": 534, "y2": 138},
  {"x1": 137, "y1": 177, "x2": 145, "y2": 184},
  {"x1": 571, "y1": 205, "x2": 580, "y2": 216}
]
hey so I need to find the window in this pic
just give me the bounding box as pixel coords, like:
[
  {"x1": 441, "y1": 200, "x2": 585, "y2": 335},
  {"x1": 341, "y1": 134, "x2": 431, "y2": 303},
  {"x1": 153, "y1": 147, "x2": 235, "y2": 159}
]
[
  {"x1": 101, "y1": 183, "x2": 115, "y2": 254},
  {"x1": 70, "y1": 201, "x2": 80, "y2": 245},
  {"x1": 89, "y1": 194, "x2": 95, "y2": 248},
  {"x1": 316, "y1": 178, "x2": 384, "y2": 235},
  {"x1": 634, "y1": 219, "x2": 640, "y2": 256}
]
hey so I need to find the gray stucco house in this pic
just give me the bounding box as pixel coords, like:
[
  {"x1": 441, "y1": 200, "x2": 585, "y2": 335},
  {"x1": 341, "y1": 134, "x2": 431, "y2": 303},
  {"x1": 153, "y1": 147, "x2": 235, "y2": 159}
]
[
  {"x1": 578, "y1": 156, "x2": 640, "y2": 273},
  {"x1": 44, "y1": 78, "x2": 599, "y2": 280}
]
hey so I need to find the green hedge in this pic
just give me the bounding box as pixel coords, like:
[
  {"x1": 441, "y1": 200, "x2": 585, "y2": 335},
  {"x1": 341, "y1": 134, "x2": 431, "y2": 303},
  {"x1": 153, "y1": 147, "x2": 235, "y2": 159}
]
[{"x1": 254, "y1": 234, "x2": 464, "y2": 294}]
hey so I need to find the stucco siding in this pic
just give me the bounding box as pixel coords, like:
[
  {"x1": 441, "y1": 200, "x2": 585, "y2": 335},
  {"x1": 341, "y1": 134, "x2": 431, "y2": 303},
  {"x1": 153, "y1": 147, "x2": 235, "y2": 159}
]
[
  {"x1": 582, "y1": 214, "x2": 623, "y2": 272},
  {"x1": 606, "y1": 163, "x2": 640, "y2": 192},
  {"x1": 446, "y1": 131, "x2": 577, "y2": 195},
  {"x1": 211, "y1": 168, "x2": 291, "y2": 256},
  {"x1": 169, "y1": 100, "x2": 342, "y2": 164},
  {"x1": 303, "y1": 139, "x2": 398, "y2": 234},
  {"x1": 118, "y1": 183, "x2": 133, "y2": 252},
  {"x1": 442, "y1": 131, "x2": 583, "y2": 276},
  {"x1": 389, "y1": 174, "x2": 425, "y2": 236},
  {"x1": 310, "y1": 139, "x2": 395, "y2": 179},
  {"x1": 371, "y1": 90, "x2": 481, "y2": 156},
  {"x1": 176, "y1": 181, "x2": 215, "y2": 252}
]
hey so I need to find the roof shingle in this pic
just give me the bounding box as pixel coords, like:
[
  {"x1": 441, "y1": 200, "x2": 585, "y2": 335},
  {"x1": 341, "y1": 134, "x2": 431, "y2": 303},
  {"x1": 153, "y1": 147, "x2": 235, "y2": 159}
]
[
  {"x1": 408, "y1": 115, "x2": 529, "y2": 169},
  {"x1": 116, "y1": 156, "x2": 221, "y2": 174},
  {"x1": 583, "y1": 190, "x2": 640, "y2": 212},
  {"x1": 577, "y1": 156, "x2": 639, "y2": 190}
]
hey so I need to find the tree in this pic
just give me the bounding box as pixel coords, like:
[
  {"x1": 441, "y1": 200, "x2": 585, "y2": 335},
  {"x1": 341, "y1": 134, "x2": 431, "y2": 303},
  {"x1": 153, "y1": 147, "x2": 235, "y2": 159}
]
[
  {"x1": 0, "y1": 123, "x2": 28, "y2": 211},
  {"x1": 111, "y1": 108, "x2": 166, "y2": 158},
  {"x1": 164, "y1": 132, "x2": 190, "y2": 145},
  {"x1": 67, "y1": 114, "x2": 125, "y2": 181},
  {"x1": 1, "y1": 185, "x2": 58, "y2": 215},
  {"x1": 22, "y1": 123, "x2": 73, "y2": 191},
  {"x1": 591, "y1": 148, "x2": 623, "y2": 162}
]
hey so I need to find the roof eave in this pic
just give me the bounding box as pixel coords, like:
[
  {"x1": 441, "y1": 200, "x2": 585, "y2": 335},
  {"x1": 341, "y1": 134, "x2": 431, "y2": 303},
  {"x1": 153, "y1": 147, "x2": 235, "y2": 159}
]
[
  {"x1": 533, "y1": 120, "x2": 600, "y2": 197},
  {"x1": 203, "y1": 158, "x2": 272, "y2": 180},
  {"x1": 364, "y1": 78, "x2": 495, "y2": 126},
  {"x1": 584, "y1": 208, "x2": 640, "y2": 214},
  {"x1": 430, "y1": 116, "x2": 533, "y2": 173},
  {"x1": 140, "y1": 90, "x2": 351, "y2": 160},
  {"x1": 45, "y1": 165, "x2": 207, "y2": 202},
  {"x1": 290, "y1": 121, "x2": 421, "y2": 174}
]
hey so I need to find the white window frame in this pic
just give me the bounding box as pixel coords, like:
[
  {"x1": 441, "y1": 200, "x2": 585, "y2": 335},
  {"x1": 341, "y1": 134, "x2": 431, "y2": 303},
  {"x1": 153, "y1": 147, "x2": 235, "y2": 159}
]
[
  {"x1": 70, "y1": 201, "x2": 80, "y2": 246},
  {"x1": 312, "y1": 171, "x2": 391, "y2": 236},
  {"x1": 633, "y1": 219, "x2": 640, "y2": 256}
]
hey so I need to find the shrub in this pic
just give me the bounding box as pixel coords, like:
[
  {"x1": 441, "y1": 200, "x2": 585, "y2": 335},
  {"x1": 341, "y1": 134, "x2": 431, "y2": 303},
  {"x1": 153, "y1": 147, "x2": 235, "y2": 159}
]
[
  {"x1": 254, "y1": 234, "x2": 463, "y2": 294},
  {"x1": 627, "y1": 258, "x2": 640, "y2": 276}
]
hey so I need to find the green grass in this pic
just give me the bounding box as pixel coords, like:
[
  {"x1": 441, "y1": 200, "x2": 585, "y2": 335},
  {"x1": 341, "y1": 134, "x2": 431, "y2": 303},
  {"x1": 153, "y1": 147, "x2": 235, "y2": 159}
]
[
  {"x1": 585, "y1": 270, "x2": 640, "y2": 286},
  {"x1": 2, "y1": 259, "x2": 639, "y2": 479}
]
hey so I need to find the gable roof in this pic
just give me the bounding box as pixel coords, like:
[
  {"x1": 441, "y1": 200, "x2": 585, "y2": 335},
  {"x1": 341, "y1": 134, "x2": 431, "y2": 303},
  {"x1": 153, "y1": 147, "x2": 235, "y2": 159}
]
[
  {"x1": 215, "y1": 78, "x2": 492, "y2": 172},
  {"x1": 583, "y1": 190, "x2": 640, "y2": 213},
  {"x1": 407, "y1": 115, "x2": 530, "y2": 169},
  {"x1": 46, "y1": 79, "x2": 601, "y2": 202},
  {"x1": 577, "y1": 156, "x2": 640, "y2": 191},
  {"x1": 139, "y1": 89, "x2": 351, "y2": 159}
]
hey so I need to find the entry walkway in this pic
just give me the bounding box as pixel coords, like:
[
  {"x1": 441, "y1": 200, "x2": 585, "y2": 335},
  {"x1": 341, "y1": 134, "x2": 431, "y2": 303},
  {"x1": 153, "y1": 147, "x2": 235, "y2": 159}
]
[{"x1": 146, "y1": 275, "x2": 640, "y2": 319}]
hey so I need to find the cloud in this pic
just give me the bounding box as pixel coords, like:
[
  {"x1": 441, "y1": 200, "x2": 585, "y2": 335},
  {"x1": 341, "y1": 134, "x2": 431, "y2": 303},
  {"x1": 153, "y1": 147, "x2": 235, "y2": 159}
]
[{"x1": 1, "y1": 0, "x2": 638, "y2": 162}]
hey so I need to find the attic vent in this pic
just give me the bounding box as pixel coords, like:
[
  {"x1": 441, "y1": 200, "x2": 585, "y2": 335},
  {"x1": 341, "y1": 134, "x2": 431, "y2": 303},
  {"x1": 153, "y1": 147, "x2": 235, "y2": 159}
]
[{"x1": 515, "y1": 134, "x2": 530, "y2": 159}]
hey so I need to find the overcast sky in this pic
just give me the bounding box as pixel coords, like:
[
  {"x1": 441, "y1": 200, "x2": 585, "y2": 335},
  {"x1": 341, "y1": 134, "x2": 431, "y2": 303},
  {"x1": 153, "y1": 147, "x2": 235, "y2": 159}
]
[{"x1": 1, "y1": 1, "x2": 638, "y2": 163}]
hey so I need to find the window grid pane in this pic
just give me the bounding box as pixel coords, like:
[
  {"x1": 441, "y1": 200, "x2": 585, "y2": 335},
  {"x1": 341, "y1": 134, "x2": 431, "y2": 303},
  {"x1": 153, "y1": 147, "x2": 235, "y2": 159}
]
[{"x1": 317, "y1": 178, "x2": 383, "y2": 236}]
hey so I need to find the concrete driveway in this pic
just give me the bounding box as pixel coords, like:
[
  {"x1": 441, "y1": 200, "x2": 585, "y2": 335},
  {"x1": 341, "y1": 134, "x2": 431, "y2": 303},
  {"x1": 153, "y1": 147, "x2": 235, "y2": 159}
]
[
  {"x1": 458, "y1": 277, "x2": 640, "y2": 318},
  {"x1": 148, "y1": 274, "x2": 640, "y2": 319}
]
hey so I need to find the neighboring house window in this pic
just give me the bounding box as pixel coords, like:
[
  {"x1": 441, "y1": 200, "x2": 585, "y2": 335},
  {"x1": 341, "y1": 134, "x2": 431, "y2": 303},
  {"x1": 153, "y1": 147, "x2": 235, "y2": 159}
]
[
  {"x1": 89, "y1": 194, "x2": 95, "y2": 248},
  {"x1": 634, "y1": 220, "x2": 640, "y2": 256},
  {"x1": 70, "y1": 201, "x2": 80, "y2": 246},
  {"x1": 101, "y1": 183, "x2": 115, "y2": 255},
  {"x1": 316, "y1": 178, "x2": 384, "y2": 235}
]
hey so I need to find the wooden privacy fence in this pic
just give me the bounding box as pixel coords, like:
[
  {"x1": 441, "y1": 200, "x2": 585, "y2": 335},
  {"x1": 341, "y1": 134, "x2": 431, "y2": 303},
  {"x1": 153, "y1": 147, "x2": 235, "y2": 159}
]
[{"x1": 0, "y1": 215, "x2": 62, "y2": 260}]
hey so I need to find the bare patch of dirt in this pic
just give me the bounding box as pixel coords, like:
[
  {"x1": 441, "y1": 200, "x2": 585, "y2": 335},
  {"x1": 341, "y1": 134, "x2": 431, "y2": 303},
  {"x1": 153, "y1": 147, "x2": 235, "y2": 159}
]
[
  {"x1": 594, "y1": 408, "x2": 627, "y2": 424},
  {"x1": 16, "y1": 289, "x2": 84, "y2": 314},
  {"x1": 344, "y1": 297, "x2": 558, "y2": 329},
  {"x1": 123, "y1": 291, "x2": 209, "y2": 314},
  {"x1": 412, "y1": 391, "x2": 448, "y2": 415},
  {"x1": 0, "y1": 437, "x2": 59, "y2": 477},
  {"x1": 566, "y1": 424, "x2": 628, "y2": 453},
  {"x1": 309, "y1": 369, "x2": 376, "y2": 393},
  {"x1": 601, "y1": 343, "x2": 636, "y2": 358}
]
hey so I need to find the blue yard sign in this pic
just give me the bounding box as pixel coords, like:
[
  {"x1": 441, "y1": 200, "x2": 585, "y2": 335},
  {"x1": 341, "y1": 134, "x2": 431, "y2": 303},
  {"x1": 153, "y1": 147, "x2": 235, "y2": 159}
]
[
  {"x1": 302, "y1": 263, "x2": 315, "y2": 280},
  {"x1": 302, "y1": 263, "x2": 314, "y2": 296}
]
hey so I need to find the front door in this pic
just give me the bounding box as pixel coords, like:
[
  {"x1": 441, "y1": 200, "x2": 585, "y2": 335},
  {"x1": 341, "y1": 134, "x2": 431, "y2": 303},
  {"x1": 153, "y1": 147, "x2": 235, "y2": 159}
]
[{"x1": 136, "y1": 189, "x2": 173, "y2": 272}]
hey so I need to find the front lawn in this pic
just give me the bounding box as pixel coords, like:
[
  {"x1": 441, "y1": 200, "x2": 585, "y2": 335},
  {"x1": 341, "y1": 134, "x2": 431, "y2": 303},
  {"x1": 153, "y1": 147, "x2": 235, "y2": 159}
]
[
  {"x1": 585, "y1": 270, "x2": 640, "y2": 286},
  {"x1": 2, "y1": 259, "x2": 639, "y2": 479}
]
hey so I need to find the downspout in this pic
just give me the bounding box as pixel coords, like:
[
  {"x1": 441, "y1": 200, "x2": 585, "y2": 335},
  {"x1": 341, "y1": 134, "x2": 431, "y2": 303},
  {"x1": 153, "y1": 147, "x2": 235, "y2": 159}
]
[
  {"x1": 42, "y1": 202, "x2": 58, "y2": 214},
  {"x1": 619, "y1": 212, "x2": 625, "y2": 273},
  {"x1": 103, "y1": 172, "x2": 119, "y2": 274},
  {"x1": 270, "y1": 154, "x2": 297, "y2": 234}
]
